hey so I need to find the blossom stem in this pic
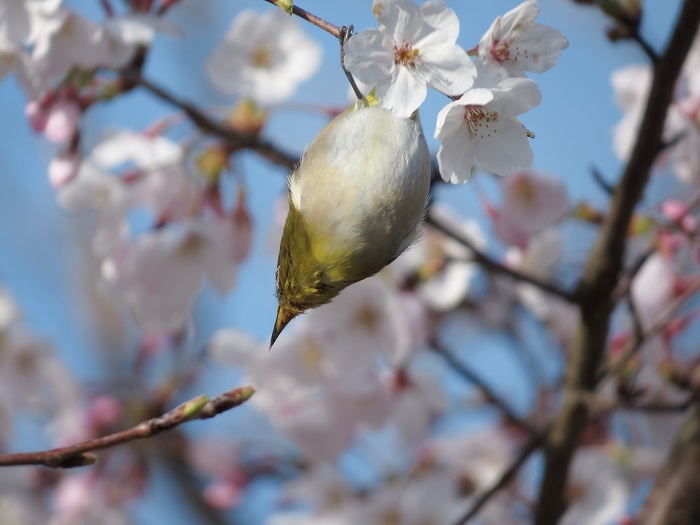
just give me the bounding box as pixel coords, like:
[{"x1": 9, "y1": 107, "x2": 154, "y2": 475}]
[
  {"x1": 261, "y1": 0, "x2": 342, "y2": 39},
  {"x1": 0, "y1": 386, "x2": 254, "y2": 468},
  {"x1": 340, "y1": 25, "x2": 365, "y2": 101}
]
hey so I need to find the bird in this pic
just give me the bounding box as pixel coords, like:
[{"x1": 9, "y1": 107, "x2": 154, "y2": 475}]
[{"x1": 271, "y1": 95, "x2": 431, "y2": 347}]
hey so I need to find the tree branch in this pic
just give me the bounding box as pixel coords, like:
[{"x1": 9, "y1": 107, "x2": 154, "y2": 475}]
[
  {"x1": 425, "y1": 212, "x2": 579, "y2": 303},
  {"x1": 532, "y1": 2, "x2": 700, "y2": 523},
  {"x1": 0, "y1": 386, "x2": 254, "y2": 468}
]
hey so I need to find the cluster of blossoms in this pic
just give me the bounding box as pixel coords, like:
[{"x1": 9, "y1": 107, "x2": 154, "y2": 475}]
[
  {"x1": 0, "y1": 0, "x2": 255, "y2": 334},
  {"x1": 344, "y1": 0, "x2": 568, "y2": 182}
]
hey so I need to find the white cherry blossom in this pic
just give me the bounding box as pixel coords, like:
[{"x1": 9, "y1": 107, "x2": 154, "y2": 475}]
[
  {"x1": 561, "y1": 447, "x2": 630, "y2": 525},
  {"x1": 28, "y1": 8, "x2": 133, "y2": 92},
  {"x1": 57, "y1": 131, "x2": 193, "y2": 255},
  {"x1": 390, "y1": 203, "x2": 486, "y2": 311},
  {"x1": 435, "y1": 77, "x2": 542, "y2": 181},
  {"x1": 667, "y1": 94, "x2": 700, "y2": 186},
  {"x1": 0, "y1": 0, "x2": 60, "y2": 83},
  {"x1": 478, "y1": 0, "x2": 568, "y2": 83},
  {"x1": 631, "y1": 253, "x2": 678, "y2": 329},
  {"x1": 344, "y1": 0, "x2": 475, "y2": 118},
  {"x1": 101, "y1": 219, "x2": 239, "y2": 332},
  {"x1": 207, "y1": 9, "x2": 321, "y2": 104},
  {"x1": 611, "y1": 64, "x2": 652, "y2": 160}
]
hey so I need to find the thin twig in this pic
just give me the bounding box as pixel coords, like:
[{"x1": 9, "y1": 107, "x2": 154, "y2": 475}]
[
  {"x1": 425, "y1": 212, "x2": 579, "y2": 304},
  {"x1": 626, "y1": 287, "x2": 645, "y2": 345},
  {"x1": 630, "y1": 30, "x2": 660, "y2": 63},
  {"x1": 615, "y1": 398, "x2": 695, "y2": 413},
  {"x1": 452, "y1": 436, "x2": 543, "y2": 525},
  {"x1": 590, "y1": 165, "x2": 615, "y2": 196},
  {"x1": 130, "y1": 74, "x2": 299, "y2": 171},
  {"x1": 262, "y1": 0, "x2": 342, "y2": 38},
  {"x1": 432, "y1": 342, "x2": 541, "y2": 438},
  {"x1": 340, "y1": 25, "x2": 364, "y2": 101},
  {"x1": 0, "y1": 386, "x2": 254, "y2": 468}
]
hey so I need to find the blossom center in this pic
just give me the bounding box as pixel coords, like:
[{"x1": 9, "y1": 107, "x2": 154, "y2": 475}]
[
  {"x1": 300, "y1": 340, "x2": 323, "y2": 373},
  {"x1": 463, "y1": 106, "x2": 499, "y2": 137},
  {"x1": 251, "y1": 45, "x2": 273, "y2": 68},
  {"x1": 354, "y1": 304, "x2": 381, "y2": 334},
  {"x1": 490, "y1": 39, "x2": 512, "y2": 63},
  {"x1": 393, "y1": 41, "x2": 419, "y2": 68},
  {"x1": 511, "y1": 176, "x2": 536, "y2": 206}
]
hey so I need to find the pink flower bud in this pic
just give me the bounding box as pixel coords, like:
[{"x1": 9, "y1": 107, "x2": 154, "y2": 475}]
[
  {"x1": 203, "y1": 480, "x2": 242, "y2": 509},
  {"x1": 87, "y1": 395, "x2": 123, "y2": 429},
  {"x1": 231, "y1": 190, "x2": 252, "y2": 263},
  {"x1": 660, "y1": 198, "x2": 688, "y2": 222},
  {"x1": 25, "y1": 100, "x2": 49, "y2": 132},
  {"x1": 44, "y1": 99, "x2": 81, "y2": 144},
  {"x1": 48, "y1": 153, "x2": 81, "y2": 188}
]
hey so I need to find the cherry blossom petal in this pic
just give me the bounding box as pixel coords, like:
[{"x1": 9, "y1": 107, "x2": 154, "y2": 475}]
[
  {"x1": 475, "y1": 118, "x2": 533, "y2": 176},
  {"x1": 342, "y1": 29, "x2": 394, "y2": 85},
  {"x1": 373, "y1": 0, "x2": 423, "y2": 41},
  {"x1": 500, "y1": 170, "x2": 568, "y2": 232},
  {"x1": 376, "y1": 65, "x2": 427, "y2": 118},
  {"x1": 493, "y1": 77, "x2": 543, "y2": 116},
  {"x1": 436, "y1": 125, "x2": 476, "y2": 183}
]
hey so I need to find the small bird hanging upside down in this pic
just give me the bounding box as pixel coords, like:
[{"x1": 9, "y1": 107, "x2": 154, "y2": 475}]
[{"x1": 271, "y1": 95, "x2": 431, "y2": 347}]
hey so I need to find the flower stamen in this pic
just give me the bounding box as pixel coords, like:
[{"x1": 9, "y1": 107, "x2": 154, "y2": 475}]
[
  {"x1": 490, "y1": 39, "x2": 512, "y2": 63},
  {"x1": 464, "y1": 106, "x2": 499, "y2": 136},
  {"x1": 393, "y1": 41, "x2": 419, "y2": 68},
  {"x1": 251, "y1": 45, "x2": 272, "y2": 69}
]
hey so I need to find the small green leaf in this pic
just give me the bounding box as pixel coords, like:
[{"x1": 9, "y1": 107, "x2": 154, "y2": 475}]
[
  {"x1": 181, "y1": 395, "x2": 209, "y2": 420},
  {"x1": 274, "y1": 0, "x2": 293, "y2": 15}
]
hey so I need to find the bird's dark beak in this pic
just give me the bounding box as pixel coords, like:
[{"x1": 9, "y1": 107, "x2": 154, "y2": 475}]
[{"x1": 270, "y1": 305, "x2": 297, "y2": 348}]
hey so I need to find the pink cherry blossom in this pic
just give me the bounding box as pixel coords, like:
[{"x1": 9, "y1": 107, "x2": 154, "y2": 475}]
[
  {"x1": 48, "y1": 152, "x2": 81, "y2": 188},
  {"x1": 43, "y1": 98, "x2": 81, "y2": 144},
  {"x1": 24, "y1": 98, "x2": 49, "y2": 131},
  {"x1": 499, "y1": 169, "x2": 568, "y2": 234}
]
